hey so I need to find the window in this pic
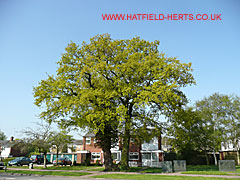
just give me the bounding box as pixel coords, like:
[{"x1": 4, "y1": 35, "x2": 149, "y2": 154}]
[
  {"x1": 152, "y1": 152, "x2": 158, "y2": 160},
  {"x1": 129, "y1": 152, "x2": 139, "y2": 160},
  {"x1": 91, "y1": 152, "x2": 101, "y2": 160},
  {"x1": 86, "y1": 137, "x2": 91, "y2": 144},
  {"x1": 142, "y1": 153, "x2": 151, "y2": 160}
]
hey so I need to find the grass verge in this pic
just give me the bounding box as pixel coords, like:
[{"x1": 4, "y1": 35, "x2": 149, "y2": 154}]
[
  {"x1": 0, "y1": 169, "x2": 90, "y2": 176},
  {"x1": 182, "y1": 171, "x2": 233, "y2": 176},
  {"x1": 182, "y1": 165, "x2": 240, "y2": 176},
  {"x1": 9, "y1": 165, "x2": 158, "y2": 172},
  {"x1": 9, "y1": 165, "x2": 104, "y2": 171},
  {"x1": 93, "y1": 174, "x2": 240, "y2": 180},
  {"x1": 121, "y1": 167, "x2": 162, "y2": 173}
]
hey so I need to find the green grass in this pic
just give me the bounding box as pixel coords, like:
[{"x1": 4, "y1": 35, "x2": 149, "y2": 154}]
[
  {"x1": 0, "y1": 169, "x2": 90, "y2": 176},
  {"x1": 187, "y1": 165, "x2": 219, "y2": 171},
  {"x1": 182, "y1": 171, "x2": 232, "y2": 175},
  {"x1": 9, "y1": 164, "x2": 104, "y2": 171},
  {"x1": 93, "y1": 174, "x2": 240, "y2": 180},
  {"x1": 9, "y1": 165, "x2": 159, "y2": 172},
  {"x1": 121, "y1": 167, "x2": 162, "y2": 173},
  {"x1": 182, "y1": 165, "x2": 240, "y2": 176},
  {"x1": 7, "y1": 164, "x2": 240, "y2": 176}
]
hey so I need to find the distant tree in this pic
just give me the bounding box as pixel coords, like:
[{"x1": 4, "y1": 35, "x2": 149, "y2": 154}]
[
  {"x1": 222, "y1": 95, "x2": 240, "y2": 165},
  {"x1": 49, "y1": 131, "x2": 74, "y2": 165},
  {"x1": 12, "y1": 138, "x2": 35, "y2": 157},
  {"x1": 195, "y1": 93, "x2": 233, "y2": 166},
  {"x1": 23, "y1": 122, "x2": 54, "y2": 168},
  {"x1": 171, "y1": 93, "x2": 240, "y2": 166},
  {"x1": 0, "y1": 130, "x2": 7, "y2": 141},
  {"x1": 62, "y1": 144, "x2": 68, "y2": 153},
  {"x1": 169, "y1": 107, "x2": 212, "y2": 165},
  {"x1": 0, "y1": 130, "x2": 7, "y2": 157}
]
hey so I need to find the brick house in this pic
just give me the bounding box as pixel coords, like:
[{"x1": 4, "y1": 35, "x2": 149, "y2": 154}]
[
  {"x1": 78, "y1": 132, "x2": 164, "y2": 167},
  {"x1": 82, "y1": 132, "x2": 103, "y2": 164}
]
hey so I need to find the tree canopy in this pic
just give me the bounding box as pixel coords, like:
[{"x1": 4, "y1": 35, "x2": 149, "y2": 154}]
[
  {"x1": 170, "y1": 93, "x2": 240, "y2": 165},
  {"x1": 34, "y1": 34, "x2": 195, "y2": 170},
  {"x1": 0, "y1": 130, "x2": 7, "y2": 141}
]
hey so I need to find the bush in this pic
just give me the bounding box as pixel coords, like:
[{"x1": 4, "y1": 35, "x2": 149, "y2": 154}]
[
  {"x1": 83, "y1": 158, "x2": 90, "y2": 166},
  {"x1": 164, "y1": 151, "x2": 217, "y2": 165},
  {"x1": 164, "y1": 152, "x2": 177, "y2": 161}
]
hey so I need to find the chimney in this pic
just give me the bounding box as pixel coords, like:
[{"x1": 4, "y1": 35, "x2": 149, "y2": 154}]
[{"x1": 10, "y1": 136, "x2": 14, "y2": 142}]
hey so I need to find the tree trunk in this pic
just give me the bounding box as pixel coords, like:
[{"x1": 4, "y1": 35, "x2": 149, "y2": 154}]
[
  {"x1": 96, "y1": 124, "x2": 116, "y2": 171},
  {"x1": 103, "y1": 147, "x2": 113, "y2": 171},
  {"x1": 121, "y1": 123, "x2": 130, "y2": 170},
  {"x1": 43, "y1": 152, "x2": 47, "y2": 168},
  {"x1": 204, "y1": 150, "x2": 210, "y2": 165},
  {"x1": 213, "y1": 150, "x2": 217, "y2": 166},
  {"x1": 236, "y1": 149, "x2": 240, "y2": 165},
  {"x1": 56, "y1": 147, "x2": 59, "y2": 166}
]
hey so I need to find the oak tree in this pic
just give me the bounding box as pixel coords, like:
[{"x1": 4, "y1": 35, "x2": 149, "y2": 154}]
[{"x1": 34, "y1": 34, "x2": 195, "y2": 170}]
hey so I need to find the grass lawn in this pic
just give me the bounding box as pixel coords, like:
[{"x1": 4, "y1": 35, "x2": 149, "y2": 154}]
[
  {"x1": 9, "y1": 165, "x2": 159, "y2": 172},
  {"x1": 7, "y1": 164, "x2": 240, "y2": 176},
  {"x1": 9, "y1": 165, "x2": 104, "y2": 171},
  {"x1": 182, "y1": 165, "x2": 240, "y2": 176},
  {"x1": 121, "y1": 167, "x2": 162, "y2": 173},
  {"x1": 0, "y1": 169, "x2": 90, "y2": 176},
  {"x1": 93, "y1": 174, "x2": 240, "y2": 180},
  {"x1": 187, "y1": 165, "x2": 219, "y2": 171},
  {"x1": 182, "y1": 171, "x2": 233, "y2": 176}
]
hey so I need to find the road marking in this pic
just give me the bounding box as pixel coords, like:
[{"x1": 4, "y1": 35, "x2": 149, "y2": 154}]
[{"x1": 5, "y1": 178, "x2": 16, "y2": 180}]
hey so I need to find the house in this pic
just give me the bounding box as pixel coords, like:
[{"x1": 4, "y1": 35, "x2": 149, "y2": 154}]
[
  {"x1": 220, "y1": 140, "x2": 240, "y2": 165},
  {"x1": 47, "y1": 139, "x2": 84, "y2": 163},
  {"x1": 48, "y1": 132, "x2": 103, "y2": 164},
  {"x1": 0, "y1": 137, "x2": 20, "y2": 158},
  {"x1": 46, "y1": 132, "x2": 166, "y2": 167},
  {"x1": 140, "y1": 136, "x2": 164, "y2": 167},
  {"x1": 68, "y1": 140, "x2": 83, "y2": 153},
  {"x1": 80, "y1": 132, "x2": 103, "y2": 164},
  {"x1": 80, "y1": 132, "x2": 164, "y2": 167}
]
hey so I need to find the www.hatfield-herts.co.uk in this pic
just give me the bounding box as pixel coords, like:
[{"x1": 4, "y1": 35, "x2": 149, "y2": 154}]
[{"x1": 102, "y1": 13, "x2": 222, "y2": 21}]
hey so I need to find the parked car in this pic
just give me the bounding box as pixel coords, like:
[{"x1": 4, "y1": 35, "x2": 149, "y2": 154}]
[
  {"x1": 8, "y1": 157, "x2": 31, "y2": 166},
  {"x1": 30, "y1": 155, "x2": 48, "y2": 164},
  {"x1": 0, "y1": 162, "x2": 4, "y2": 169},
  {"x1": 53, "y1": 157, "x2": 72, "y2": 166}
]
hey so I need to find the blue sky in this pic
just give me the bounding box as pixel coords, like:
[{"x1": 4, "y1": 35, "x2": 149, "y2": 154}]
[{"x1": 0, "y1": 0, "x2": 239, "y2": 139}]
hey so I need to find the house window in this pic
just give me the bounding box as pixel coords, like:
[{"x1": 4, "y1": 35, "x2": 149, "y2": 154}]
[
  {"x1": 129, "y1": 152, "x2": 139, "y2": 160},
  {"x1": 142, "y1": 153, "x2": 151, "y2": 160},
  {"x1": 91, "y1": 152, "x2": 101, "y2": 160},
  {"x1": 86, "y1": 137, "x2": 91, "y2": 144}
]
